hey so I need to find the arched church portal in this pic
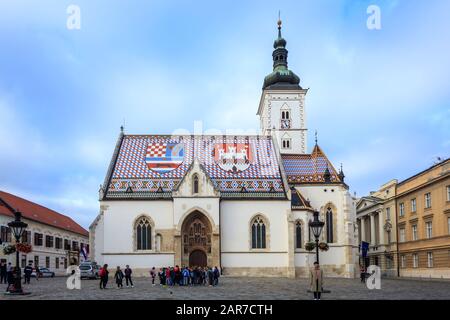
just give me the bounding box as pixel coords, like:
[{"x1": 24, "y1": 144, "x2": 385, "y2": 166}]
[{"x1": 180, "y1": 211, "x2": 216, "y2": 267}]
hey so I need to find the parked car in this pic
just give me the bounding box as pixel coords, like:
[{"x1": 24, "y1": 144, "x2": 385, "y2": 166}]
[
  {"x1": 31, "y1": 267, "x2": 55, "y2": 278},
  {"x1": 79, "y1": 263, "x2": 100, "y2": 279}
]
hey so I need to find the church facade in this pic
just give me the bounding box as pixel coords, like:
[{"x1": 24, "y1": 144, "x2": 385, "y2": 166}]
[{"x1": 90, "y1": 21, "x2": 359, "y2": 278}]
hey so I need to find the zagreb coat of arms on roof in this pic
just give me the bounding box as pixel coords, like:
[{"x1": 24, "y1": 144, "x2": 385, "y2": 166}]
[
  {"x1": 213, "y1": 143, "x2": 253, "y2": 173},
  {"x1": 145, "y1": 142, "x2": 184, "y2": 174}
]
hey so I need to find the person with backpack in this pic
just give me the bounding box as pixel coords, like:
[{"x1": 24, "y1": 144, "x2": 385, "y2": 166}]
[
  {"x1": 124, "y1": 265, "x2": 134, "y2": 288},
  {"x1": 99, "y1": 264, "x2": 109, "y2": 289},
  {"x1": 150, "y1": 267, "x2": 156, "y2": 286},
  {"x1": 114, "y1": 266, "x2": 124, "y2": 289}
]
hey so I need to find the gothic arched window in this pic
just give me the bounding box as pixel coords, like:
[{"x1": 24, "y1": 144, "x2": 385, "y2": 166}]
[
  {"x1": 193, "y1": 174, "x2": 199, "y2": 194},
  {"x1": 326, "y1": 207, "x2": 334, "y2": 243},
  {"x1": 136, "y1": 217, "x2": 152, "y2": 250},
  {"x1": 295, "y1": 221, "x2": 303, "y2": 249},
  {"x1": 251, "y1": 216, "x2": 267, "y2": 249}
]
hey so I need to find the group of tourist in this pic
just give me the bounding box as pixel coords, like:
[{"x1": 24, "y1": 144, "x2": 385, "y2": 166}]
[
  {"x1": 97, "y1": 264, "x2": 221, "y2": 289},
  {"x1": 154, "y1": 265, "x2": 221, "y2": 287}
]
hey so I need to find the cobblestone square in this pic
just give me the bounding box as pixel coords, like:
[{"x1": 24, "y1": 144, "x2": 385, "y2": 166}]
[{"x1": 2, "y1": 276, "x2": 450, "y2": 300}]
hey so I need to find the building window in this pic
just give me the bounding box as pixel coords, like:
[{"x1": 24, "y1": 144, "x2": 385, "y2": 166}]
[
  {"x1": 401, "y1": 255, "x2": 406, "y2": 268},
  {"x1": 72, "y1": 241, "x2": 79, "y2": 251},
  {"x1": 282, "y1": 138, "x2": 291, "y2": 149},
  {"x1": 386, "y1": 207, "x2": 391, "y2": 220},
  {"x1": 55, "y1": 238, "x2": 62, "y2": 249},
  {"x1": 426, "y1": 221, "x2": 433, "y2": 239},
  {"x1": 136, "y1": 217, "x2": 152, "y2": 250},
  {"x1": 1, "y1": 226, "x2": 12, "y2": 243},
  {"x1": 413, "y1": 253, "x2": 418, "y2": 268},
  {"x1": 326, "y1": 207, "x2": 334, "y2": 243},
  {"x1": 411, "y1": 198, "x2": 416, "y2": 213},
  {"x1": 412, "y1": 225, "x2": 418, "y2": 241},
  {"x1": 34, "y1": 233, "x2": 43, "y2": 246},
  {"x1": 21, "y1": 231, "x2": 31, "y2": 244},
  {"x1": 447, "y1": 186, "x2": 450, "y2": 202},
  {"x1": 193, "y1": 175, "x2": 199, "y2": 194},
  {"x1": 45, "y1": 257, "x2": 50, "y2": 268},
  {"x1": 55, "y1": 257, "x2": 59, "y2": 269},
  {"x1": 295, "y1": 221, "x2": 302, "y2": 249},
  {"x1": 21, "y1": 255, "x2": 26, "y2": 268},
  {"x1": 34, "y1": 256, "x2": 39, "y2": 267},
  {"x1": 251, "y1": 216, "x2": 267, "y2": 249},
  {"x1": 45, "y1": 235, "x2": 54, "y2": 248},
  {"x1": 64, "y1": 239, "x2": 70, "y2": 250},
  {"x1": 399, "y1": 228, "x2": 405, "y2": 243},
  {"x1": 424, "y1": 193, "x2": 431, "y2": 208},
  {"x1": 387, "y1": 230, "x2": 391, "y2": 244},
  {"x1": 399, "y1": 203, "x2": 405, "y2": 217},
  {"x1": 427, "y1": 252, "x2": 433, "y2": 268}
]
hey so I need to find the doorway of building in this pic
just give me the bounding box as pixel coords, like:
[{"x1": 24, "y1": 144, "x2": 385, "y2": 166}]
[{"x1": 189, "y1": 250, "x2": 207, "y2": 267}]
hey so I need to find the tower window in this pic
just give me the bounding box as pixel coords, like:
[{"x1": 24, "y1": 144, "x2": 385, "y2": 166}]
[{"x1": 282, "y1": 138, "x2": 291, "y2": 149}]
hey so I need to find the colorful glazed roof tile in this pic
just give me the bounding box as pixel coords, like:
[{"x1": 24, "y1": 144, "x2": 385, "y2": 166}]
[
  {"x1": 104, "y1": 134, "x2": 287, "y2": 199},
  {"x1": 290, "y1": 187, "x2": 314, "y2": 211},
  {"x1": 0, "y1": 191, "x2": 89, "y2": 237},
  {"x1": 281, "y1": 145, "x2": 342, "y2": 184}
]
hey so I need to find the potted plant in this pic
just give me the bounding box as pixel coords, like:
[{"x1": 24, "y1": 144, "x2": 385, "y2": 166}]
[
  {"x1": 305, "y1": 242, "x2": 316, "y2": 251},
  {"x1": 318, "y1": 242, "x2": 329, "y2": 251},
  {"x1": 16, "y1": 243, "x2": 32, "y2": 254},
  {"x1": 3, "y1": 244, "x2": 16, "y2": 255}
]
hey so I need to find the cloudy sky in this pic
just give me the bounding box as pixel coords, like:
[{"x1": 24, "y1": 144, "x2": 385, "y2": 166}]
[{"x1": 0, "y1": 0, "x2": 449, "y2": 229}]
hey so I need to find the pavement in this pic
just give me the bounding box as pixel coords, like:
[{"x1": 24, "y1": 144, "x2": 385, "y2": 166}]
[{"x1": 1, "y1": 276, "x2": 450, "y2": 300}]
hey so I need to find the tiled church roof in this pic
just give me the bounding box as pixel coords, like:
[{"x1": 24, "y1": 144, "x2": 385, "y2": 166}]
[
  {"x1": 103, "y1": 135, "x2": 287, "y2": 199},
  {"x1": 281, "y1": 144, "x2": 342, "y2": 184},
  {"x1": 0, "y1": 191, "x2": 89, "y2": 237}
]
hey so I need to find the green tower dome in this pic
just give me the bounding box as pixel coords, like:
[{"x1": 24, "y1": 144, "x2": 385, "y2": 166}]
[{"x1": 263, "y1": 19, "x2": 301, "y2": 90}]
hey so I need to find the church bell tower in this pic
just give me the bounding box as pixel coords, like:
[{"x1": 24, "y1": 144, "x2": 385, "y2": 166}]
[{"x1": 257, "y1": 18, "x2": 308, "y2": 154}]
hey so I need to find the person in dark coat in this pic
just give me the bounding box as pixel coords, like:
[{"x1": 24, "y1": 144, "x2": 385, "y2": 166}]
[
  {"x1": 124, "y1": 265, "x2": 133, "y2": 288},
  {"x1": 23, "y1": 263, "x2": 33, "y2": 284},
  {"x1": 213, "y1": 266, "x2": 220, "y2": 286},
  {"x1": 6, "y1": 266, "x2": 16, "y2": 292},
  {"x1": 114, "y1": 266, "x2": 124, "y2": 288},
  {"x1": 0, "y1": 262, "x2": 7, "y2": 284}
]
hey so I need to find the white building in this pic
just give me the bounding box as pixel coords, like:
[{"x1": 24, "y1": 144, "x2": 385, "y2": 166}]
[
  {"x1": 90, "y1": 20, "x2": 358, "y2": 278},
  {"x1": 0, "y1": 191, "x2": 89, "y2": 275}
]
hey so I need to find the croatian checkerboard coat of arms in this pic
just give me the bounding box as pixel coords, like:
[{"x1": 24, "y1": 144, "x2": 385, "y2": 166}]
[
  {"x1": 213, "y1": 143, "x2": 253, "y2": 173},
  {"x1": 145, "y1": 142, "x2": 184, "y2": 174}
]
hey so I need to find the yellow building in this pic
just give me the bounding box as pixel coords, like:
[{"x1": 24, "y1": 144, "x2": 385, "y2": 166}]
[{"x1": 396, "y1": 159, "x2": 450, "y2": 278}]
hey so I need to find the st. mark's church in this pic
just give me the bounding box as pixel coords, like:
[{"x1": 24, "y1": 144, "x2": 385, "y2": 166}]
[{"x1": 90, "y1": 20, "x2": 358, "y2": 278}]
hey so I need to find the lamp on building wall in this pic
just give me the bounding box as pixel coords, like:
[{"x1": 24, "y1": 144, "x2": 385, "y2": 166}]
[
  {"x1": 6, "y1": 210, "x2": 30, "y2": 295},
  {"x1": 309, "y1": 210, "x2": 325, "y2": 264}
]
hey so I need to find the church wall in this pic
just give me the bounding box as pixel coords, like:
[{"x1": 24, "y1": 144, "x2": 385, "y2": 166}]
[
  {"x1": 91, "y1": 212, "x2": 104, "y2": 266},
  {"x1": 220, "y1": 200, "x2": 291, "y2": 276},
  {"x1": 294, "y1": 185, "x2": 358, "y2": 278},
  {"x1": 173, "y1": 197, "x2": 220, "y2": 230},
  {"x1": 102, "y1": 200, "x2": 173, "y2": 254}
]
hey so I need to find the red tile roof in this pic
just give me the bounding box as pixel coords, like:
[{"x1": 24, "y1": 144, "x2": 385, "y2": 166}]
[{"x1": 0, "y1": 191, "x2": 88, "y2": 237}]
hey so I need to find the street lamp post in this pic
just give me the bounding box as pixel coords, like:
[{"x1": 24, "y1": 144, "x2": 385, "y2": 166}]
[
  {"x1": 6, "y1": 211, "x2": 29, "y2": 295},
  {"x1": 309, "y1": 210, "x2": 325, "y2": 264}
]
